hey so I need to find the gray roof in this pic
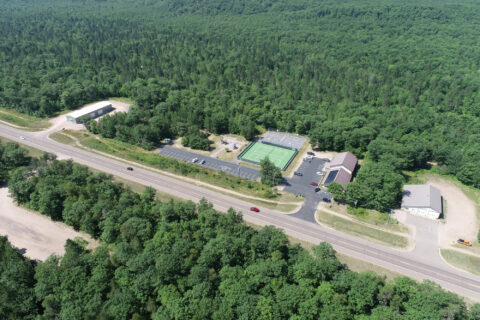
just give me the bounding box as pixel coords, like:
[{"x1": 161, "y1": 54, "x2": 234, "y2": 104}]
[
  {"x1": 329, "y1": 152, "x2": 358, "y2": 173},
  {"x1": 67, "y1": 101, "x2": 112, "y2": 119},
  {"x1": 401, "y1": 184, "x2": 442, "y2": 213}
]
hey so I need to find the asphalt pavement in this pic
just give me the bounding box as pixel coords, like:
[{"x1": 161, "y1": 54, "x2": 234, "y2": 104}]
[
  {"x1": 284, "y1": 157, "x2": 331, "y2": 222},
  {"x1": 1, "y1": 124, "x2": 480, "y2": 300},
  {"x1": 159, "y1": 145, "x2": 260, "y2": 180},
  {"x1": 159, "y1": 145, "x2": 331, "y2": 223}
]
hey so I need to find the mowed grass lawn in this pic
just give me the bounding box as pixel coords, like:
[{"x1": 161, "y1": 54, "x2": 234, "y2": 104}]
[
  {"x1": 316, "y1": 211, "x2": 409, "y2": 249},
  {"x1": 240, "y1": 142, "x2": 295, "y2": 169},
  {"x1": 0, "y1": 107, "x2": 51, "y2": 131},
  {"x1": 441, "y1": 249, "x2": 480, "y2": 276}
]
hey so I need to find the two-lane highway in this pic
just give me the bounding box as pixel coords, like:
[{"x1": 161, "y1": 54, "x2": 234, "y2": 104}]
[{"x1": 1, "y1": 123, "x2": 479, "y2": 300}]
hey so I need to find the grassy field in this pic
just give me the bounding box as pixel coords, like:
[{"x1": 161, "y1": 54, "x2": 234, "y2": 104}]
[
  {"x1": 201, "y1": 184, "x2": 301, "y2": 212},
  {"x1": 50, "y1": 132, "x2": 76, "y2": 144},
  {"x1": 52, "y1": 130, "x2": 289, "y2": 200},
  {"x1": 441, "y1": 249, "x2": 480, "y2": 276},
  {"x1": 240, "y1": 142, "x2": 296, "y2": 169},
  {"x1": 329, "y1": 203, "x2": 409, "y2": 233},
  {"x1": 316, "y1": 210, "x2": 409, "y2": 249},
  {"x1": 0, "y1": 107, "x2": 51, "y2": 131}
]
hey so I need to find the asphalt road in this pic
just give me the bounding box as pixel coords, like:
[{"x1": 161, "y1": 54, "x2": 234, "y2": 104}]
[{"x1": 2, "y1": 124, "x2": 480, "y2": 300}]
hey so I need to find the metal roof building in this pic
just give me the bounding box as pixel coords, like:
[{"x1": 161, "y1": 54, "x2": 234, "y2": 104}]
[
  {"x1": 66, "y1": 101, "x2": 113, "y2": 124},
  {"x1": 323, "y1": 152, "x2": 358, "y2": 187},
  {"x1": 401, "y1": 184, "x2": 443, "y2": 219}
]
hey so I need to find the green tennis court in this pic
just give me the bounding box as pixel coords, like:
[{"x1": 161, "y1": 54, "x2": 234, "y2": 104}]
[{"x1": 239, "y1": 142, "x2": 296, "y2": 169}]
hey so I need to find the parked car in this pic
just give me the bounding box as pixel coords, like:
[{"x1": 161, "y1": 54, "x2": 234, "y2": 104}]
[
  {"x1": 250, "y1": 207, "x2": 260, "y2": 212},
  {"x1": 127, "y1": 167, "x2": 134, "y2": 171},
  {"x1": 309, "y1": 182, "x2": 318, "y2": 186},
  {"x1": 307, "y1": 151, "x2": 315, "y2": 156},
  {"x1": 314, "y1": 187, "x2": 321, "y2": 192},
  {"x1": 457, "y1": 239, "x2": 472, "y2": 246},
  {"x1": 323, "y1": 197, "x2": 331, "y2": 203},
  {"x1": 192, "y1": 158, "x2": 198, "y2": 163},
  {"x1": 200, "y1": 159, "x2": 206, "y2": 164},
  {"x1": 294, "y1": 171, "x2": 303, "y2": 176}
]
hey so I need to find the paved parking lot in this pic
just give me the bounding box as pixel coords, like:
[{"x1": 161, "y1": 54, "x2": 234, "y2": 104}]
[
  {"x1": 159, "y1": 146, "x2": 260, "y2": 181},
  {"x1": 160, "y1": 145, "x2": 330, "y2": 222},
  {"x1": 284, "y1": 157, "x2": 329, "y2": 197},
  {"x1": 284, "y1": 157, "x2": 332, "y2": 222}
]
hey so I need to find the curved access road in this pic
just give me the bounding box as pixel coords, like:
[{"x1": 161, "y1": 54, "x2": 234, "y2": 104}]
[{"x1": 1, "y1": 123, "x2": 479, "y2": 300}]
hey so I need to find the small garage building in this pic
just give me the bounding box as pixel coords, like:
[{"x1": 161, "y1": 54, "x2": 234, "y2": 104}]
[
  {"x1": 401, "y1": 184, "x2": 443, "y2": 219},
  {"x1": 66, "y1": 101, "x2": 113, "y2": 124}
]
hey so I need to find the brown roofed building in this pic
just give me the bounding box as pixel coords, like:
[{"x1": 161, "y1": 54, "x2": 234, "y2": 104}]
[{"x1": 323, "y1": 152, "x2": 358, "y2": 187}]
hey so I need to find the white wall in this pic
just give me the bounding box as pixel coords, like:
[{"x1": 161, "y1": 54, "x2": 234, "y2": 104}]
[{"x1": 403, "y1": 206, "x2": 440, "y2": 219}]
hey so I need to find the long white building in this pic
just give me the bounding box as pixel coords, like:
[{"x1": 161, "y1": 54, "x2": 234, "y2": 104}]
[{"x1": 66, "y1": 101, "x2": 113, "y2": 124}]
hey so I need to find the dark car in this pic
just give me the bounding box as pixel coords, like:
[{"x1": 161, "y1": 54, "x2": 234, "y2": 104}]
[
  {"x1": 127, "y1": 167, "x2": 134, "y2": 171},
  {"x1": 314, "y1": 187, "x2": 321, "y2": 192},
  {"x1": 323, "y1": 197, "x2": 331, "y2": 203},
  {"x1": 294, "y1": 171, "x2": 303, "y2": 176},
  {"x1": 250, "y1": 207, "x2": 260, "y2": 212},
  {"x1": 307, "y1": 151, "x2": 315, "y2": 156},
  {"x1": 309, "y1": 181, "x2": 318, "y2": 186}
]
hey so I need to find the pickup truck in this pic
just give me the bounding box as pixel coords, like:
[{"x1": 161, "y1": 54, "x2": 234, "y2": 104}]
[{"x1": 457, "y1": 239, "x2": 473, "y2": 246}]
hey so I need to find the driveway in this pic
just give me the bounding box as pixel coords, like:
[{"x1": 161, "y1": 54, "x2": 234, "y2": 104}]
[{"x1": 284, "y1": 157, "x2": 332, "y2": 222}]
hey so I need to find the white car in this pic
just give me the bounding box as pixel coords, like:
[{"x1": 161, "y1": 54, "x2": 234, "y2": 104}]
[
  {"x1": 192, "y1": 158, "x2": 198, "y2": 163},
  {"x1": 316, "y1": 171, "x2": 323, "y2": 176},
  {"x1": 200, "y1": 159, "x2": 206, "y2": 164},
  {"x1": 20, "y1": 136, "x2": 25, "y2": 140}
]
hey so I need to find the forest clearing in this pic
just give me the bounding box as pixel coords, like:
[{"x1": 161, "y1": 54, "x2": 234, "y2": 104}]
[{"x1": 0, "y1": 188, "x2": 97, "y2": 261}]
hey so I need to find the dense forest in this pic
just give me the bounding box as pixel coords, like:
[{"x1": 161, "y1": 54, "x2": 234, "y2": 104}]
[
  {"x1": 1, "y1": 143, "x2": 479, "y2": 319},
  {"x1": 1, "y1": 0, "x2": 480, "y2": 206}
]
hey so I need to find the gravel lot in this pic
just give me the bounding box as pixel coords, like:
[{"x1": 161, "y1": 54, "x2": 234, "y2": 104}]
[
  {"x1": 0, "y1": 188, "x2": 97, "y2": 261},
  {"x1": 426, "y1": 176, "x2": 478, "y2": 247}
]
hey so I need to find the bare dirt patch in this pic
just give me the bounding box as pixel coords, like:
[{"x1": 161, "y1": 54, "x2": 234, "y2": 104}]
[
  {"x1": 426, "y1": 176, "x2": 478, "y2": 247},
  {"x1": 311, "y1": 150, "x2": 336, "y2": 160},
  {"x1": 171, "y1": 133, "x2": 248, "y2": 161},
  {"x1": 0, "y1": 188, "x2": 98, "y2": 261}
]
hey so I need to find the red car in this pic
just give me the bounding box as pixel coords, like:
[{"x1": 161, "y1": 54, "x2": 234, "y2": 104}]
[
  {"x1": 309, "y1": 182, "x2": 318, "y2": 186},
  {"x1": 250, "y1": 207, "x2": 260, "y2": 212}
]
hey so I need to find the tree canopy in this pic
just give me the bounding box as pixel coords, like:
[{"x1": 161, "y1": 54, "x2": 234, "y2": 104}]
[
  {"x1": 1, "y1": 155, "x2": 478, "y2": 319},
  {"x1": 260, "y1": 157, "x2": 283, "y2": 186},
  {"x1": 3, "y1": 0, "x2": 480, "y2": 210}
]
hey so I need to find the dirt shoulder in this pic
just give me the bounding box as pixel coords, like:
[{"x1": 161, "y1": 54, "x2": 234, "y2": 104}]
[{"x1": 0, "y1": 188, "x2": 98, "y2": 261}]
